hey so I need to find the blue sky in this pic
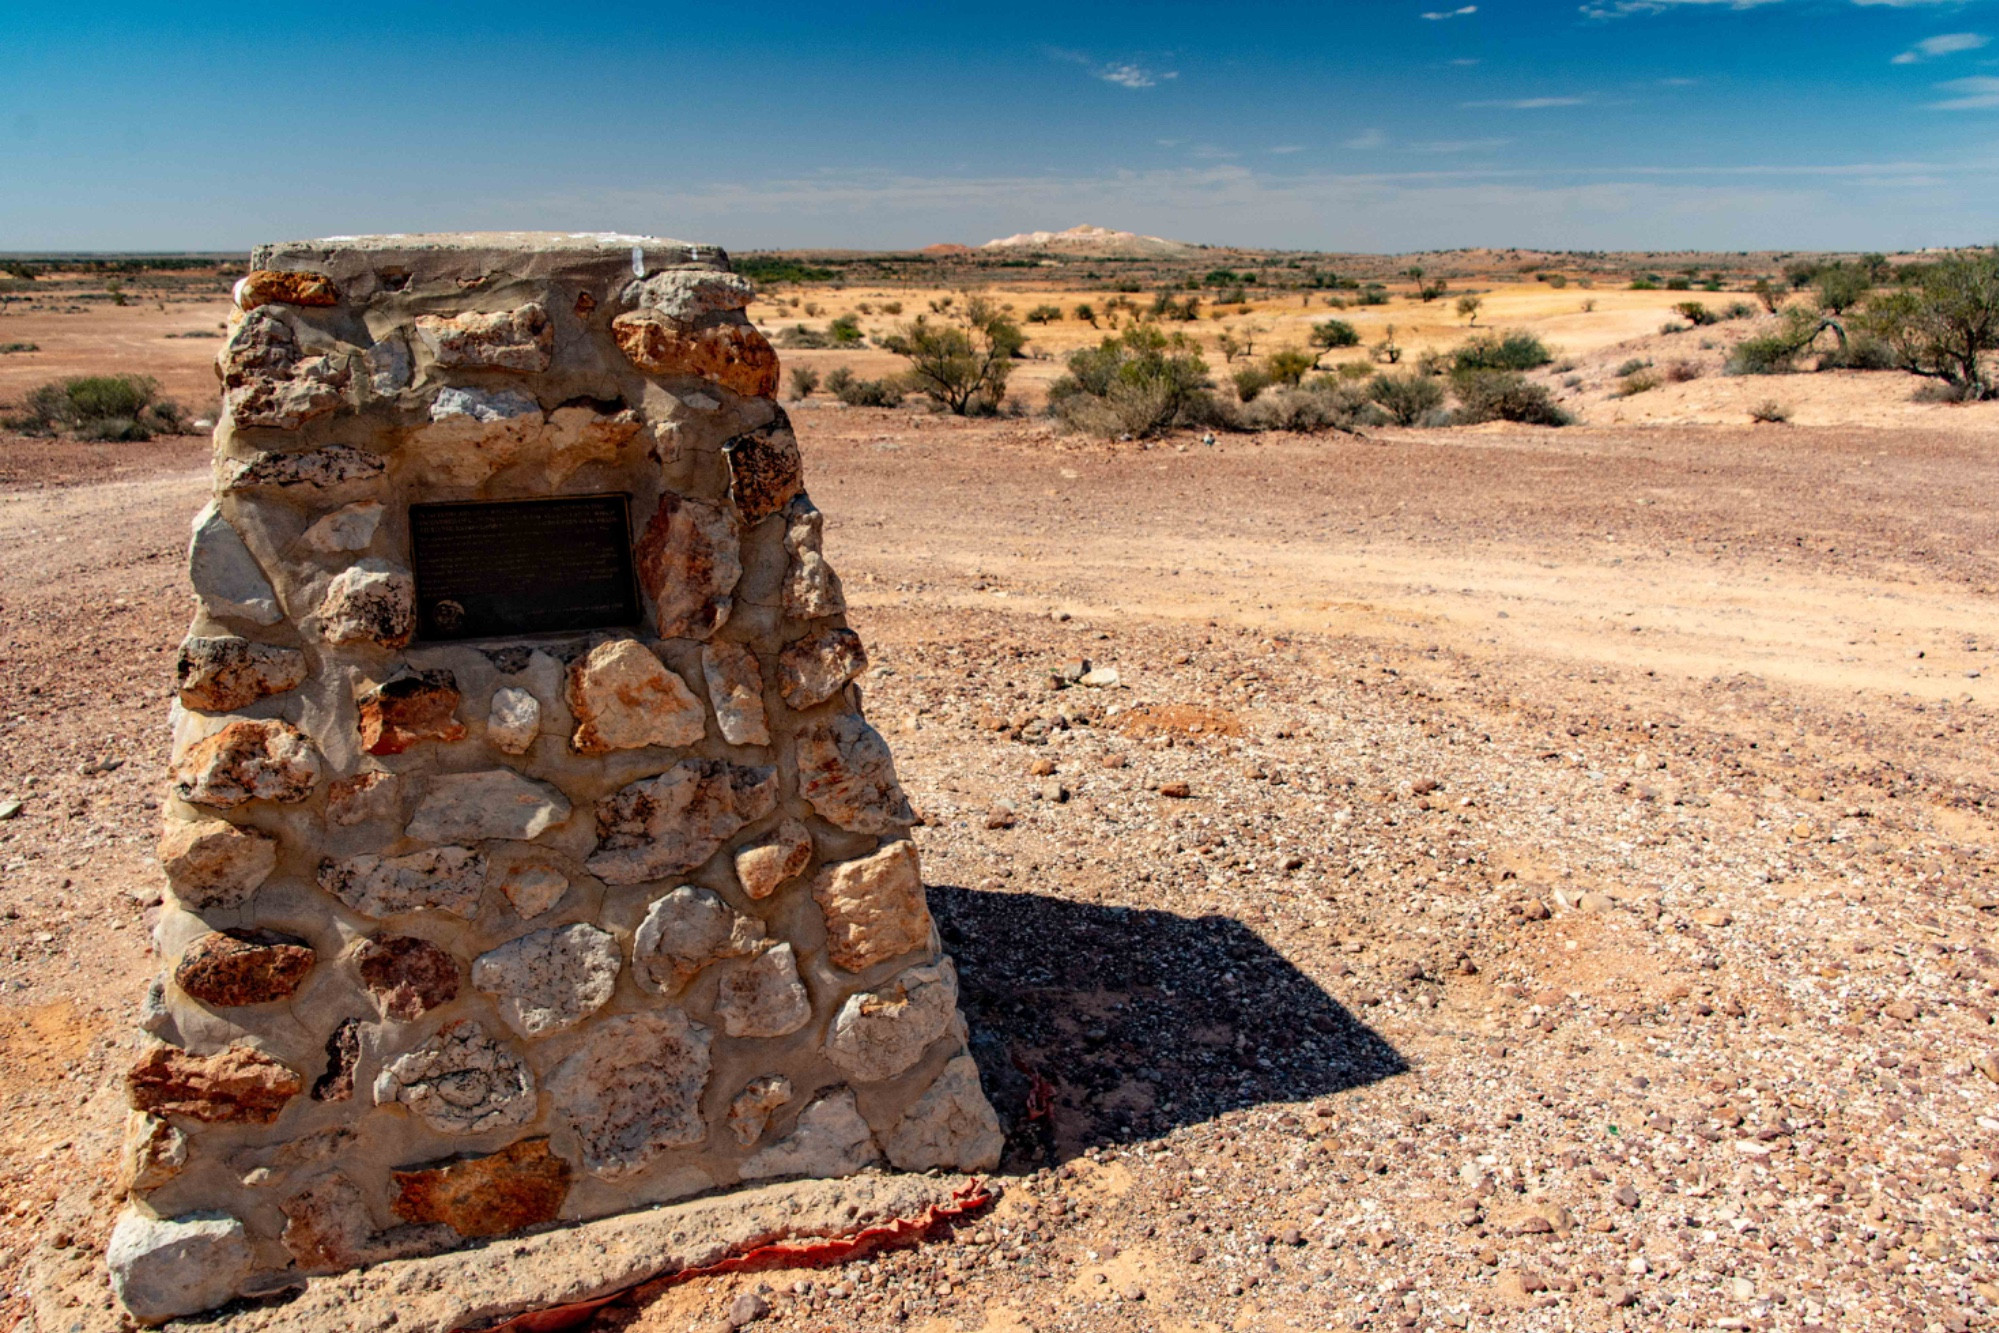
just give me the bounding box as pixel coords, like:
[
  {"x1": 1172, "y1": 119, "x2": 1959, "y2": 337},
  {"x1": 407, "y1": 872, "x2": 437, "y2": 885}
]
[{"x1": 3, "y1": 0, "x2": 1998, "y2": 252}]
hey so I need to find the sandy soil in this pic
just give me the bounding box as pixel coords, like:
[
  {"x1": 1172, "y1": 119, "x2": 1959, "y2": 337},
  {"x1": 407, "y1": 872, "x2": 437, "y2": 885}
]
[{"x1": 4, "y1": 392, "x2": 1997, "y2": 1331}]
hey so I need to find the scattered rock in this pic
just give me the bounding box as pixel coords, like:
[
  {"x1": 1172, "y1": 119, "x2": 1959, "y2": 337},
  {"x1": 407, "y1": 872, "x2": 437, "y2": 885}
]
[{"x1": 108, "y1": 1208, "x2": 254, "y2": 1324}]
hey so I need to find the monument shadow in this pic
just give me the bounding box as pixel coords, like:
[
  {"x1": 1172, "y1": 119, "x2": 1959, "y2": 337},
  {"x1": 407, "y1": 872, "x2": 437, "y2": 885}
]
[{"x1": 932, "y1": 885, "x2": 1407, "y2": 1164}]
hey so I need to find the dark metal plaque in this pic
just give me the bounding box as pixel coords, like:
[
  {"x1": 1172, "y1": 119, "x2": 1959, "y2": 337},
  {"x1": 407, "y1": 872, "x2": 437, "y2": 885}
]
[{"x1": 410, "y1": 494, "x2": 639, "y2": 641}]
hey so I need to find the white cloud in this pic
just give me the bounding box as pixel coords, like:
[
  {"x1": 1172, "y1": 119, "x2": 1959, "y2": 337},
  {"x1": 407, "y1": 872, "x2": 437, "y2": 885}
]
[
  {"x1": 1344, "y1": 128, "x2": 1389, "y2": 149},
  {"x1": 1411, "y1": 138, "x2": 1514, "y2": 152},
  {"x1": 1462, "y1": 96, "x2": 1591, "y2": 107},
  {"x1": 1931, "y1": 75, "x2": 1999, "y2": 107},
  {"x1": 1268, "y1": 144, "x2": 1307, "y2": 154},
  {"x1": 1422, "y1": 5, "x2": 1477, "y2": 18},
  {"x1": 1097, "y1": 62, "x2": 1177, "y2": 89},
  {"x1": 1893, "y1": 32, "x2": 1988, "y2": 62},
  {"x1": 1451, "y1": 57, "x2": 1483, "y2": 65},
  {"x1": 1582, "y1": 0, "x2": 1779, "y2": 17}
]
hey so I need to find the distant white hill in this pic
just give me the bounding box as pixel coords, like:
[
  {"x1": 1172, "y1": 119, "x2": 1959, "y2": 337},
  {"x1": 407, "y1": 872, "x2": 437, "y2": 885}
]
[{"x1": 979, "y1": 224, "x2": 1198, "y2": 258}]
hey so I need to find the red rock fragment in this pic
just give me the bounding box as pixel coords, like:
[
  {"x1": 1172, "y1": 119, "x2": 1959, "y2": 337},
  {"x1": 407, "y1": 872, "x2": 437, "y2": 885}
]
[
  {"x1": 174, "y1": 930, "x2": 316, "y2": 1007},
  {"x1": 611, "y1": 311, "x2": 780, "y2": 399},
  {"x1": 237, "y1": 269, "x2": 339, "y2": 310},
  {"x1": 355, "y1": 935, "x2": 461, "y2": 1021},
  {"x1": 358, "y1": 670, "x2": 467, "y2": 756},
  {"x1": 126, "y1": 1043, "x2": 302, "y2": 1124},
  {"x1": 391, "y1": 1137, "x2": 572, "y2": 1238}
]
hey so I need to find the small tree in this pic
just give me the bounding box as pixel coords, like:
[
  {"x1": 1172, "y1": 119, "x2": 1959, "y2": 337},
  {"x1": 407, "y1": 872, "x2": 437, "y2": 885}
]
[
  {"x1": 1265, "y1": 348, "x2": 1316, "y2": 386},
  {"x1": 1025, "y1": 304, "x2": 1063, "y2": 325},
  {"x1": 1309, "y1": 319, "x2": 1361, "y2": 357},
  {"x1": 788, "y1": 366, "x2": 821, "y2": 399},
  {"x1": 1370, "y1": 324, "x2": 1403, "y2": 365},
  {"x1": 1858, "y1": 249, "x2": 1999, "y2": 398},
  {"x1": 826, "y1": 314, "x2": 864, "y2": 347},
  {"x1": 1813, "y1": 264, "x2": 1871, "y2": 317},
  {"x1": 880, "y1": 295, "x2": 1025, "y2": 414},
  {"x1": 1367, "y1": 371, "x2": 1444, "y2": 425},
  {"x1": 1455, "y1": 294, "x2": 1482, "y2": 326},
  {"x1": 1073, "y1": 302, "x2": 1098, "y2": 327},
  {"x1": 1048, "y1": 325, "x2": 1215, "y2": 438},
  {"x1": 1752, "y1": 278, "x2": 1782, "y2": 314}
]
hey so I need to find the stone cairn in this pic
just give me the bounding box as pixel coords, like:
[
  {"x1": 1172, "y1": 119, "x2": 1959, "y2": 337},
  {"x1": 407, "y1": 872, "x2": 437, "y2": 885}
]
[{"x1": 112, "y1": 233, "x2": 1001, "y2": 1323}]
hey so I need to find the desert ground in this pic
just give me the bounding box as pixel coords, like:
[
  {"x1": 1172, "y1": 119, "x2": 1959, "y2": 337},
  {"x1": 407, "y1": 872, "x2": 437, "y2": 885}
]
[{"x1": 2, "y1": 261, "x2": 1998, "y2": 1332}]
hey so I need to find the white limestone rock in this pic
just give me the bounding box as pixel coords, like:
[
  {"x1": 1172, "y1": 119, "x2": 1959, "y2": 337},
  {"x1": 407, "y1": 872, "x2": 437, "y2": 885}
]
[
  {"x1": 412, "y1": 386, "x2": 545, "y2": 486},
  {"x1": 740, "y1": 1088, "x2": 878, "y2": 1182},
  {"x1": 108, "y1": 1207, "x2": 253, "y2": 1324},
  {"x1": 472, "y1": 922, "x2": 621, "y2": 1038},
  {"x1": 882, "y1": 1053, "x2": 1004, "y2": 1172},
  {"x1": 500, "y1": 864, "x2": 568, "y2": 920},
  {"x1": 300, "y1": 500, "x2": 384, "y2": 553},
  {"x1": 734, "y1": 819, "x2": 813, "y2": 900},
  {"x1": 487, "y1": 686, "x2": 541, "y2": 754},
  {"x1": 586, "y1": 759, "x2": 779, "y2": 887},
  {"x1": 188, "y1": 502, "x2": 281, "y2": 626},
  {"x1": 716, "y1": 942, "x2": 811, "y2": 1038},
  {"x1": 373, "y1": 1019, "x2": 537, "y2": 1134},
  {"x1": 318, "y1": 558, "x2": 416, "y2": 648},
  {"x1": 632, "y1": 886, "x2": 765, "y2": 994},
  {"x1": 551, "y1": 1010, "x2": 712, "y2": 1178},
  {"x1": 826, "y1": 959, "x2": 960, "y2": 1084},
  {"x1": 796, "y1": 711, "x2": 914, "y2": 834},
  {"x1": 407, "y1": 769, "x2": 570, "y2": 843},
  {"x1": 727, "y1": 1075, "x2": 792, "y2": 1146},
  {"x1": 627, "y1": 269, "x2": 755, "y2": 322},
  {"x1": 319, "y1": 845, "x2": 487, "y2": 918},
  {"x1": 364, "y1": 335, "x2": 412, "y2": 395},
  {"x1": 700, "y1": 640, "x2": 771, "y2": 746},
  {"x1": 782, "y1": 497, "x2": 845, "y2": 619}
]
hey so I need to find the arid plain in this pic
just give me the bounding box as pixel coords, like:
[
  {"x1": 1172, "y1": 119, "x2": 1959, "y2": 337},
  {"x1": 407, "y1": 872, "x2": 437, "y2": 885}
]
[{"x1": 1, "y1": 250, "x2": 1996, "y2": 1332}]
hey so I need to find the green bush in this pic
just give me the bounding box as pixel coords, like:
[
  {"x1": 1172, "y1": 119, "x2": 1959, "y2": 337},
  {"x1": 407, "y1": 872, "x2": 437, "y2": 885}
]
[
  {"x1": 1232, "y1": 365, "x2": 1274, "y2": 403},
  {"x1": 1310, "y1": 319, "x2": 1361, "y2": 350},
  {"x1": 1675, "y1": 302, "x2": 1718, "y2": 327},
  {"x1": 1265, "y1": 348, "x2": 1316, "y2": 386},
  {"x1": 822, "y1": 366, "x2": 904, "y2": 407},
  {"x1": 1453, "y1": 331, "x2": 1554, "y2": 373},
  {"x1": 1666, "y1": 277, "x2": 1692, "y2": 291},
  {"x1": 1452, "y1": 371, "x2": 1571, "y2": 425},
  {"x1": 776, "y1": 324, "x2": 831, "y2": 349},
  {"x1": 733, "y1": 256, "x2": 836, "y2": 285},
  {"x1": 1726, "y1": 335, "x2": 1801, "y2": 375},
  {"x1": 1025, "y1": 304, "x2": 1063, "y2": 325},
  {"x1": 1073, "y1": 303, "x2": 1097, "y2": 327},
  {"x1": 1239, "y1": 380, "x2": 1378, "y2": 433},
  {"x1": 1357, "y1": 285, "x2": 1390, "y2": 306},
  {"x1": 1750, "y1": 399, "x2": 1790, "y2": 423},
  {"x1": 1722, "y1": 301, "x2": 1757, "y2": 320},
  {"x1": 1048, "y1": 325, "x2": 1216, "y2": 438},
  {"x1": 4, "y1": 374, "x2": 186, "y2": 440},
  {"x1": 826, "y1": 314, "x2": 865, "y2": 347},
  {"x1": 1854, "y1": 249, "x2": 1999, "y2": 397},
  {"x1": 1814, "y1": 264, "x2": 1871, "y2": 315},
  {"x1": 1817, "y1": 335, "x2": 1896, "y2": 372},
  {"x1": 880, "y1": 296, "x2": 1024, "y2": 414},
  {"x1": 1615, "y1": 358, "x2": 1650, "y2": 377},
  {"x1": 1615, "y1": 371, "x2": 1659, "y2": 397},
  {"x1": 0, "y1": 341, "x2": 37, "y2": 353},
  {"x1": 1367, "y1": 372, "x2": 1446, "y2": 426},
  {"x1": 788, "y1": 366, "x2": 821, "y2": 398}
]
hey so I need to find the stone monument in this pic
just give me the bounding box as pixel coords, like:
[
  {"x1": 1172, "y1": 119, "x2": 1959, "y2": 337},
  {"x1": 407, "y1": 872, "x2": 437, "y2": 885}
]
[{"x1": 111, "y1": 233, "x2": 1001, "y2": 1323}]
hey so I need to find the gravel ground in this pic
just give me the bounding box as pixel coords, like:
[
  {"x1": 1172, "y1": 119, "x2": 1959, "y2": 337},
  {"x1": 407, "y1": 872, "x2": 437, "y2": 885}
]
[{"x1": 4, "y1": 409, "x2": 1997, "y2": 1333}]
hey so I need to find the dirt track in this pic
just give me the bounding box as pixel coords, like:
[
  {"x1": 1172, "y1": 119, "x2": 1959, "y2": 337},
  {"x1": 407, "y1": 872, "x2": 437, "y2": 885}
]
[{"x1": 4, "y1": 408, "x2": 1998, "y2": 1332}]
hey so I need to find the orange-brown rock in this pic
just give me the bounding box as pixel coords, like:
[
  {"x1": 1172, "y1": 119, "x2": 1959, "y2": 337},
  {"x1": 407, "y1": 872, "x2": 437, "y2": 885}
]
[
  {"x1": 355, "y1": 935, "x2": 460, "y2": 1021},
  {"x1": 237, "y1": 269, "x2": 339, "y2": 310},
  {"x1": 725, "y1": 412, "x2": 803, "y2": 521},
  {"x1": 414, "y1": 303, "x2": 553, "y2": 373},
  {"x1": 811, "y1": 839, "x2": 932, "y2": 972},
  {"x1": 390, "y1": 1137, "x2": 571, "y2": 1238},
  {"x1": 357, "y1": 670, "x2": 467, "y2": 756},
  {"x1": 126, "y1": 1043, "x2": 302, "y2": 1124},
  {"x1": 170, "y1": 718, "x2": 321, "y2": 809},
  {"x1": 611, "y1": 311, "x2": 779, "y2": 398},
  {"x1": 634, "y1": 493, "x2": 741, "y2": 640},
  {"x1": 174, "y1": 930, "x2": 316, "y2": 1007},
  {"x1": 157, "y1": 818, "x2": 278, "y2": 910},
  {"x1": 566, "y1": 639, "x2": 705, "y2": 753}
]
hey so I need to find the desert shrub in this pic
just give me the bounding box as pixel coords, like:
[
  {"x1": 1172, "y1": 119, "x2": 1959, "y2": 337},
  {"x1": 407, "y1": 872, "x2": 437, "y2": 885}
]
[
  {"x1": 1310, "y1": 319, "x2": 1360, "y2": 351},
  {"x1": 833, "y1": 373, "x2": 905, "y2": 408},
  {"x1": 1722, "y1": 301, "x2": 1757, "y2": 320},
  {"x1": 1854, "y1": 249, "x2": 1999, "y2": 398},
  {"x1": 1334, "y1": 361, "x2": 1374, "y2": 381},
  {"x1": 1417, "y1": 281, "x2": 1449, "y2": 302},
  {"x1": 775, "y1": 323, "x2": 831, "y2": 349},
  {"x1": 1025, "y1": 304, "x2": 1063, "y2": 325},
  {"x1": 1666, "y1": 277, "x2": 1692, "y2": 291},
  {"x1": 1239, "y1": 380, "x2": 1379, "y2": 433},
  {"x1": 734, "y1": 256, "x2": 835, "y2": 285},
  {"x1": 1454, "y1": 331, "x2": 1554, "y2": 373},
  {"x1": 1749, "y1": 400, "x2": 1790, "y2": 423},
  {"x1": 1615, "y1": 371, "x2": 1659, "y2": 397},
  {"x1": 1357, "y1": 285, "x2": 1390, "y2": 306},
  {"x1": 1817, "y1": 335, "x2": 1896, "y2": 372},
  {"x1": 1581, "y1": 299, "x2": 1597, "y2": 313},
  {"x1": 1660, "y1": 321, "x2": 1690, "y2": 335},
  {"x1": 1615, "y1": 358, "x2": 1650, "y2": 377},
  {"x1": 1048, "y1": 325, "x2": 1215, "y2": 438},
  {"x1": 1232, "y1": 365, "x2": 1274, "y2": 403},
  {"x1": 0, "y1": 341, "x2": 37, "y2": 353},
  {"x1": 823, "y1": 366, "x2": 855, "y2": 396},
  {"x1": 1367, "y1": 372, "x2": 1446, "y2": 426},
  {"x1": 1265, "y1": 348, "x2": 1316, "y2": 386},
  {"x1": 881, "y1": 296, "x2": 1024, "y2": 414},
  {"x1": 1073, "y1": 303, "x2": 1097, "y2": 327},
  {"x1": 1813, "y1": 264, "x2": 1871, "y2": 315},
  {"x1": 1666, "y1": 360, "x2": 1702, "y2": 383},
  {"x1": 1630, "y1": 277, "x2": 1659, "y2": 291},
  {"x1": 1727, "y1": 335, "x2": 1804, "y2": 375},
  {"x1": 4, "y1": 374, "x2": 186, "y2": 440},
  {"x1": 1561, "y1": 374, "x2": 1583, "y2": 389},
  {"x1": 1453, "y1": 371, "x2": 1571, "y2": 425},
  {"x1": 787, "y1": 366, "x2": 821, "y2": 398},
  {"x1": 880, "y1": 301, "x2": 903, "y2": 315},
  {"x1": 1548, "y1": 274, "x2": 1569, "y2": 289},
  {"x1": 826, "y1": 314, "x2": 865, "y2": 347},
  {"x1": 1675, "y1": 302, "x2": 1718, "y2": 326},
  {"x1": 1912, "y1": 379, "x2": 1978, "y2": 403}
]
